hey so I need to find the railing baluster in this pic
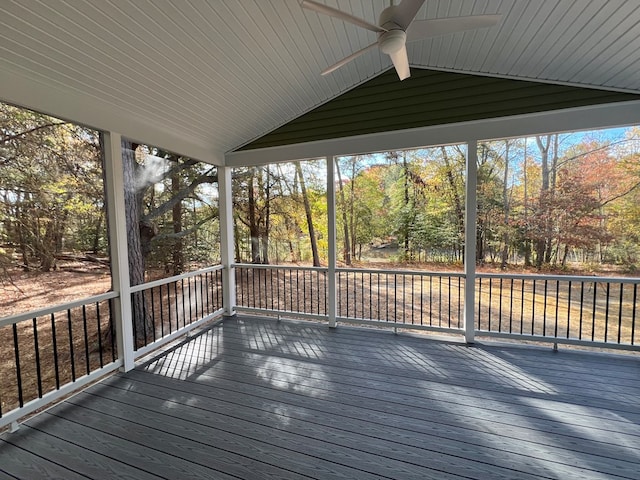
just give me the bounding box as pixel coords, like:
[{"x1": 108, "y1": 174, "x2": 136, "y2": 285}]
[
  {"x1": 448, "y1": 276, "x2": 452, "y2": 328},
  {"x1": 618, "y1": 283, "x2": 624, "y2": 344},
  {"x1": 141, "y1": 290, "x2": 149, "y2": 346},
  {"x1": 51, "y1": 312, "x2": 60, "y2": 389},
  {"x1": 149, "y1": 287, "x2": 157, "y2": 341},
  {"x1": 554, "y1": 280, "x2": 560, "y2": 338},
  {"x1": 82, "y1": 304, "x2": 90, "y2": 374},
  {"x1": 289, "y1": 269, "x2": 293, "y2": 312},
  {"x1": 369, "y1": 272, "x2": 373, "y2": 320},
  {"x1": 411, "y1": 275, "x2": 416, "y2": 325},
  {"x1": 429, "y1": 275, "x2": 433, "y2": 326},
  {"x1": 531, "y1": 279, "x2": 536, "y2": 335},
  {"x1": 591, "y1": 281, "x2": 597, "y2": 342},
  {"x1": 304, "y1": 269, "x2": 307, "y2": 313},
  {"x1": 458, "y1": 277, "x2": 462, "y2": 328},
  {"x1": 477, "y1": 277, "x2": 482, "y2": 330},
  {"x1": 392, "y1": 274, "x2": 397, "y2": 323},
  {"x1": 363, "y1": 272, "x2": 367, "y2": 320},
  {"x1": 542, "y1": 280, "x2": 548, "y2": 337},
  {"x1": 509, "y1": 278, "x2": 514, "y2": 334},
  {"x1": 196, "y1": 275, "x2": 200, "y2": 318},
  {"x1": 181, "y1": 279, "x2": 187, "y2": 328},
  {"x1": 579, "y1": 282, "x2": 585, "y2": 340},
  {"x1": 109, "y1": 298, "x2": 116, "y2": 362},
  {"x1": 188, "y1": 276, "x2": 193, "y2": 324},
  {"x1": 520, "y1": 279, "x2": 525, "y2": 334},
  {"x1": 159, "y1": 285, "x2": 165, "y2": 338},
  {"x1": 632, "y1": 283, "x2": 637, "y2": 345},
  {"x1": 604, "y1": 282, "x2": 611, "y2": 342},
  {"x1": 264, "y1": 268, "x2": 268, "y2": 310},
  {"x1": 271, "y1": 269, "x2": 275, "y2": 312},
  {"x1": 419, "y1": 273, "x2": 424, "y2": 325},
  {"x1": 438, "y1": 276, "x2": 442, "y2": 327},
  {"x1": 32, "y1": 318, "x2": 42, "y2": 398},
  {"x1": 67, "y1": 309, "x2": 76, "y2": 382},
  {"x1": 96, "y1": 301, "x2": 104, "y2": 369},
  {"x1": 566, "y1": 281, "x2": 572, "y2": 339},
  {"x1": 173, "y1": 281, "x2": 179, "y2": 331},
  {"x1": 13, "y1": 323, "x2": 24, "y2": 407},
  {"x1": 401, "y1": 274, "x2": 405, "y2": 324}
]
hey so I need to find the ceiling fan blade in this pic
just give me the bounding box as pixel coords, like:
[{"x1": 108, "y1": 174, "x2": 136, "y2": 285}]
[
  {"x1": 395, "y1": 0, "x2": 426, "y2": 30},
  {"x1": 301, "y1": 0, "x2": 386, "y2": 33},
  {"x1": 388, "y1": 44, "x2": 411, "y2": 81},
  {"x1": 321, "y1": 42, "x2": 378, "y2": 76},
  {"x1": 406, "y1": 14, "x2": 502, "y2": 42}
]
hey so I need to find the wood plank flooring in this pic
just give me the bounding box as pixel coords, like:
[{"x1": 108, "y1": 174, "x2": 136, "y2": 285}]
[{"x1": 1, "y1": 315, "x2": 639, "y2": 479}]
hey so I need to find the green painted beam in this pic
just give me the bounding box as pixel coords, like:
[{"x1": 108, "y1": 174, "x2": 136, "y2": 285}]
[{"x1": 238, "y1": 69, "x2": 639, "y2": 151}]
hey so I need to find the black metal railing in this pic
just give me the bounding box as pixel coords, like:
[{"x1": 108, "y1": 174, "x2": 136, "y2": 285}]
[
  {"x1": 477, "y1": 274, "x2": 639, "y2": 346},
  {"x1": 337, "y1": 268, "x2": 464, "y2": 330},
  {"x1": 234, "y1": 264, "x2": 328, "y2": 318},
  {"x1": 0, "y1": 292, "x2": 119, "y2": 425},
  {"x1": 130, "y1": 266, "x2": 224, "y2": 354}
]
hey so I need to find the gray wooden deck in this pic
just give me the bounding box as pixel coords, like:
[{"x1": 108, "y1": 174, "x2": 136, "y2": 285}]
[{"x1": 1, "y1": 315, "x2": 639, "y2": 479}]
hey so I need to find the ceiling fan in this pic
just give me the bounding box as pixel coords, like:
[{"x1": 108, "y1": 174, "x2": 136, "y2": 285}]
[{"x1": 301, "y1": 0, "x2": 501, "y2": 81}]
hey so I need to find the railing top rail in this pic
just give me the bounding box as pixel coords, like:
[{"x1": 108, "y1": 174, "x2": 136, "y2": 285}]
[
  {"x1": 130, "y1": 264, "x2": 224, "y2": 293},
  {"x1": 0, "y1": 291, "x2": 119, "y2": 328},
  {"x1": 233, "y1": 263, "x2": 328, "y2": 272},
  {"x1": 337, "y1": 267, "x2": 465, "y2": 277},
  {"x1": 476, "y1": 272, "x2": 640, "y2": 284}
]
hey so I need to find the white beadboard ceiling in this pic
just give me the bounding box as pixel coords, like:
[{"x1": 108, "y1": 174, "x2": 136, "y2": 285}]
[{"x1": 2, "y1": 0, "x2": 640, "y2": 162}]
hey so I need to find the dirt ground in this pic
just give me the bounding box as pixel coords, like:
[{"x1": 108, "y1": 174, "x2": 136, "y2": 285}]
[{"x1": 1, "y1": 264, "x2": 111, "y2": 320}]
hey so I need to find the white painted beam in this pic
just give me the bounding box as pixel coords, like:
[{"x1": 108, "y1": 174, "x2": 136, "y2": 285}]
[
  {"x1": 327, "y1": 156, "x2": 337, "y2": 328},
  {"x1": 218, "y1": 166, "x2": 236, "y2": 316},
  {"x1": 102, "y1": 132, "x2": 135, "y2": 371},
  {"x1": 464, "y1": 140, "x2": 478, "y2": 344}
]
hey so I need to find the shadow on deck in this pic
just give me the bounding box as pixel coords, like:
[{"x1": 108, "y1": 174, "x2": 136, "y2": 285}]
[{"x1": 1, "y1": 315, "x2": 639, "y2": 479}]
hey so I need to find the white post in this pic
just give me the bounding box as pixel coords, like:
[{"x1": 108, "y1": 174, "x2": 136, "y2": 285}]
[
  {"x1": 464, "y1": 140, "x2": 478, "y2": 344},
  {"x1": 327, "y1": 156, "x2": 337, "y2": 328},
  {"x1": 218, "y1": 165, "x2": 236, "y2": 316},
  {"x1": 103, "y1": 132, "x2": 135, "y2": 371}
]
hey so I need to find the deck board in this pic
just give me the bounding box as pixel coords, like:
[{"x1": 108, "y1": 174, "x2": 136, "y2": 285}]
[{"x1": 2, "y1": 315, "x2": 639, "y2": 479}]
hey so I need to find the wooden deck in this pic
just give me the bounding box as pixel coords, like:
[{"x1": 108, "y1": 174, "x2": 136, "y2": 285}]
[{"x1": 1, "y1": 315, "x2": 639, "y2": 479}]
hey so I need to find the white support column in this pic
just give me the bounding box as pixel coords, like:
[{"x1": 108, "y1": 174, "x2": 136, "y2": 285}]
[
  {"x1": 464, "y1": 140, "x2": 479, "y2": 344},
  {"x1": 327, "y1": 156, "x2": 337, "y2": 328},
  {"x1": 103, "y1": 132, "x2": 135, "y2": 371},
  {"x1": 218, "y1": 165, "x2": 236, "y2": 316}
]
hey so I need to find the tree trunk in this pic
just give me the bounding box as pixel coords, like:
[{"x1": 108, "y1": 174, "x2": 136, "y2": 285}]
[
  {"x1": 247, "y1": 168, "x2": 261, "y2": 263},
  {"x1": 402, "y1": 151, "x2": 410, "y2": 257},
  {"x1": 441, "y1": 147, "x2": 465, "y2": 261},
  {"x1": 262, "y1": 165, "x2": 270, "y2": 264},
  {"x1": 500, "y1": 141, "x2": 511, "y2": 269},
  {"x1": 523, "y1": 139, "x2": 531, "y2": 267},
  {"x1": 296, "y1": 162, "x2": 320, "y2": 267},
  {"x1": 534, "y1": 135, "x2": 551, "y2": 268},
  {"x1": 121, "y1": 139, "x2": 153, "y2": 346},
  {"x1": 171, "y1": 169, "x2": 184, "y2": 275},
  {"x1": 349, "y1": 157, "x2": 358, "y2": 260},
  {"x1": 92, "y1": 213, "x2": 104, "y2": 254},
  {"x1": 544, "y1": 134, "x2": 559, "y2": 264},
  {"x1": 334, "y1": 159, "x2": 351, "y2": 265}
]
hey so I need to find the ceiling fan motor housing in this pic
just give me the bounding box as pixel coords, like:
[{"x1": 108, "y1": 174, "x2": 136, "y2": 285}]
[{"x1": 378, "y1": 6, "x2": 407, "y2": 55}]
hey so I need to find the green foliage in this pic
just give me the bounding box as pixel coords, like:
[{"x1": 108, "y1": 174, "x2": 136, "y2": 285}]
[{"x1": 0, "y1": 102, "x2": 105, "y2": 271}]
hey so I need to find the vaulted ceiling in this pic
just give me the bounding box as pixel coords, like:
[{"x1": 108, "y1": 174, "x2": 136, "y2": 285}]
[{"x1": 2, "y1": 0, "x2": 640, "y2": 162}]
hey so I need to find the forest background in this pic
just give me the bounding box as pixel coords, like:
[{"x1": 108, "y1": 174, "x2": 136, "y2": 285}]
[{"x1": 1, "y1": 102, "x2": 640, "y2": 319}]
